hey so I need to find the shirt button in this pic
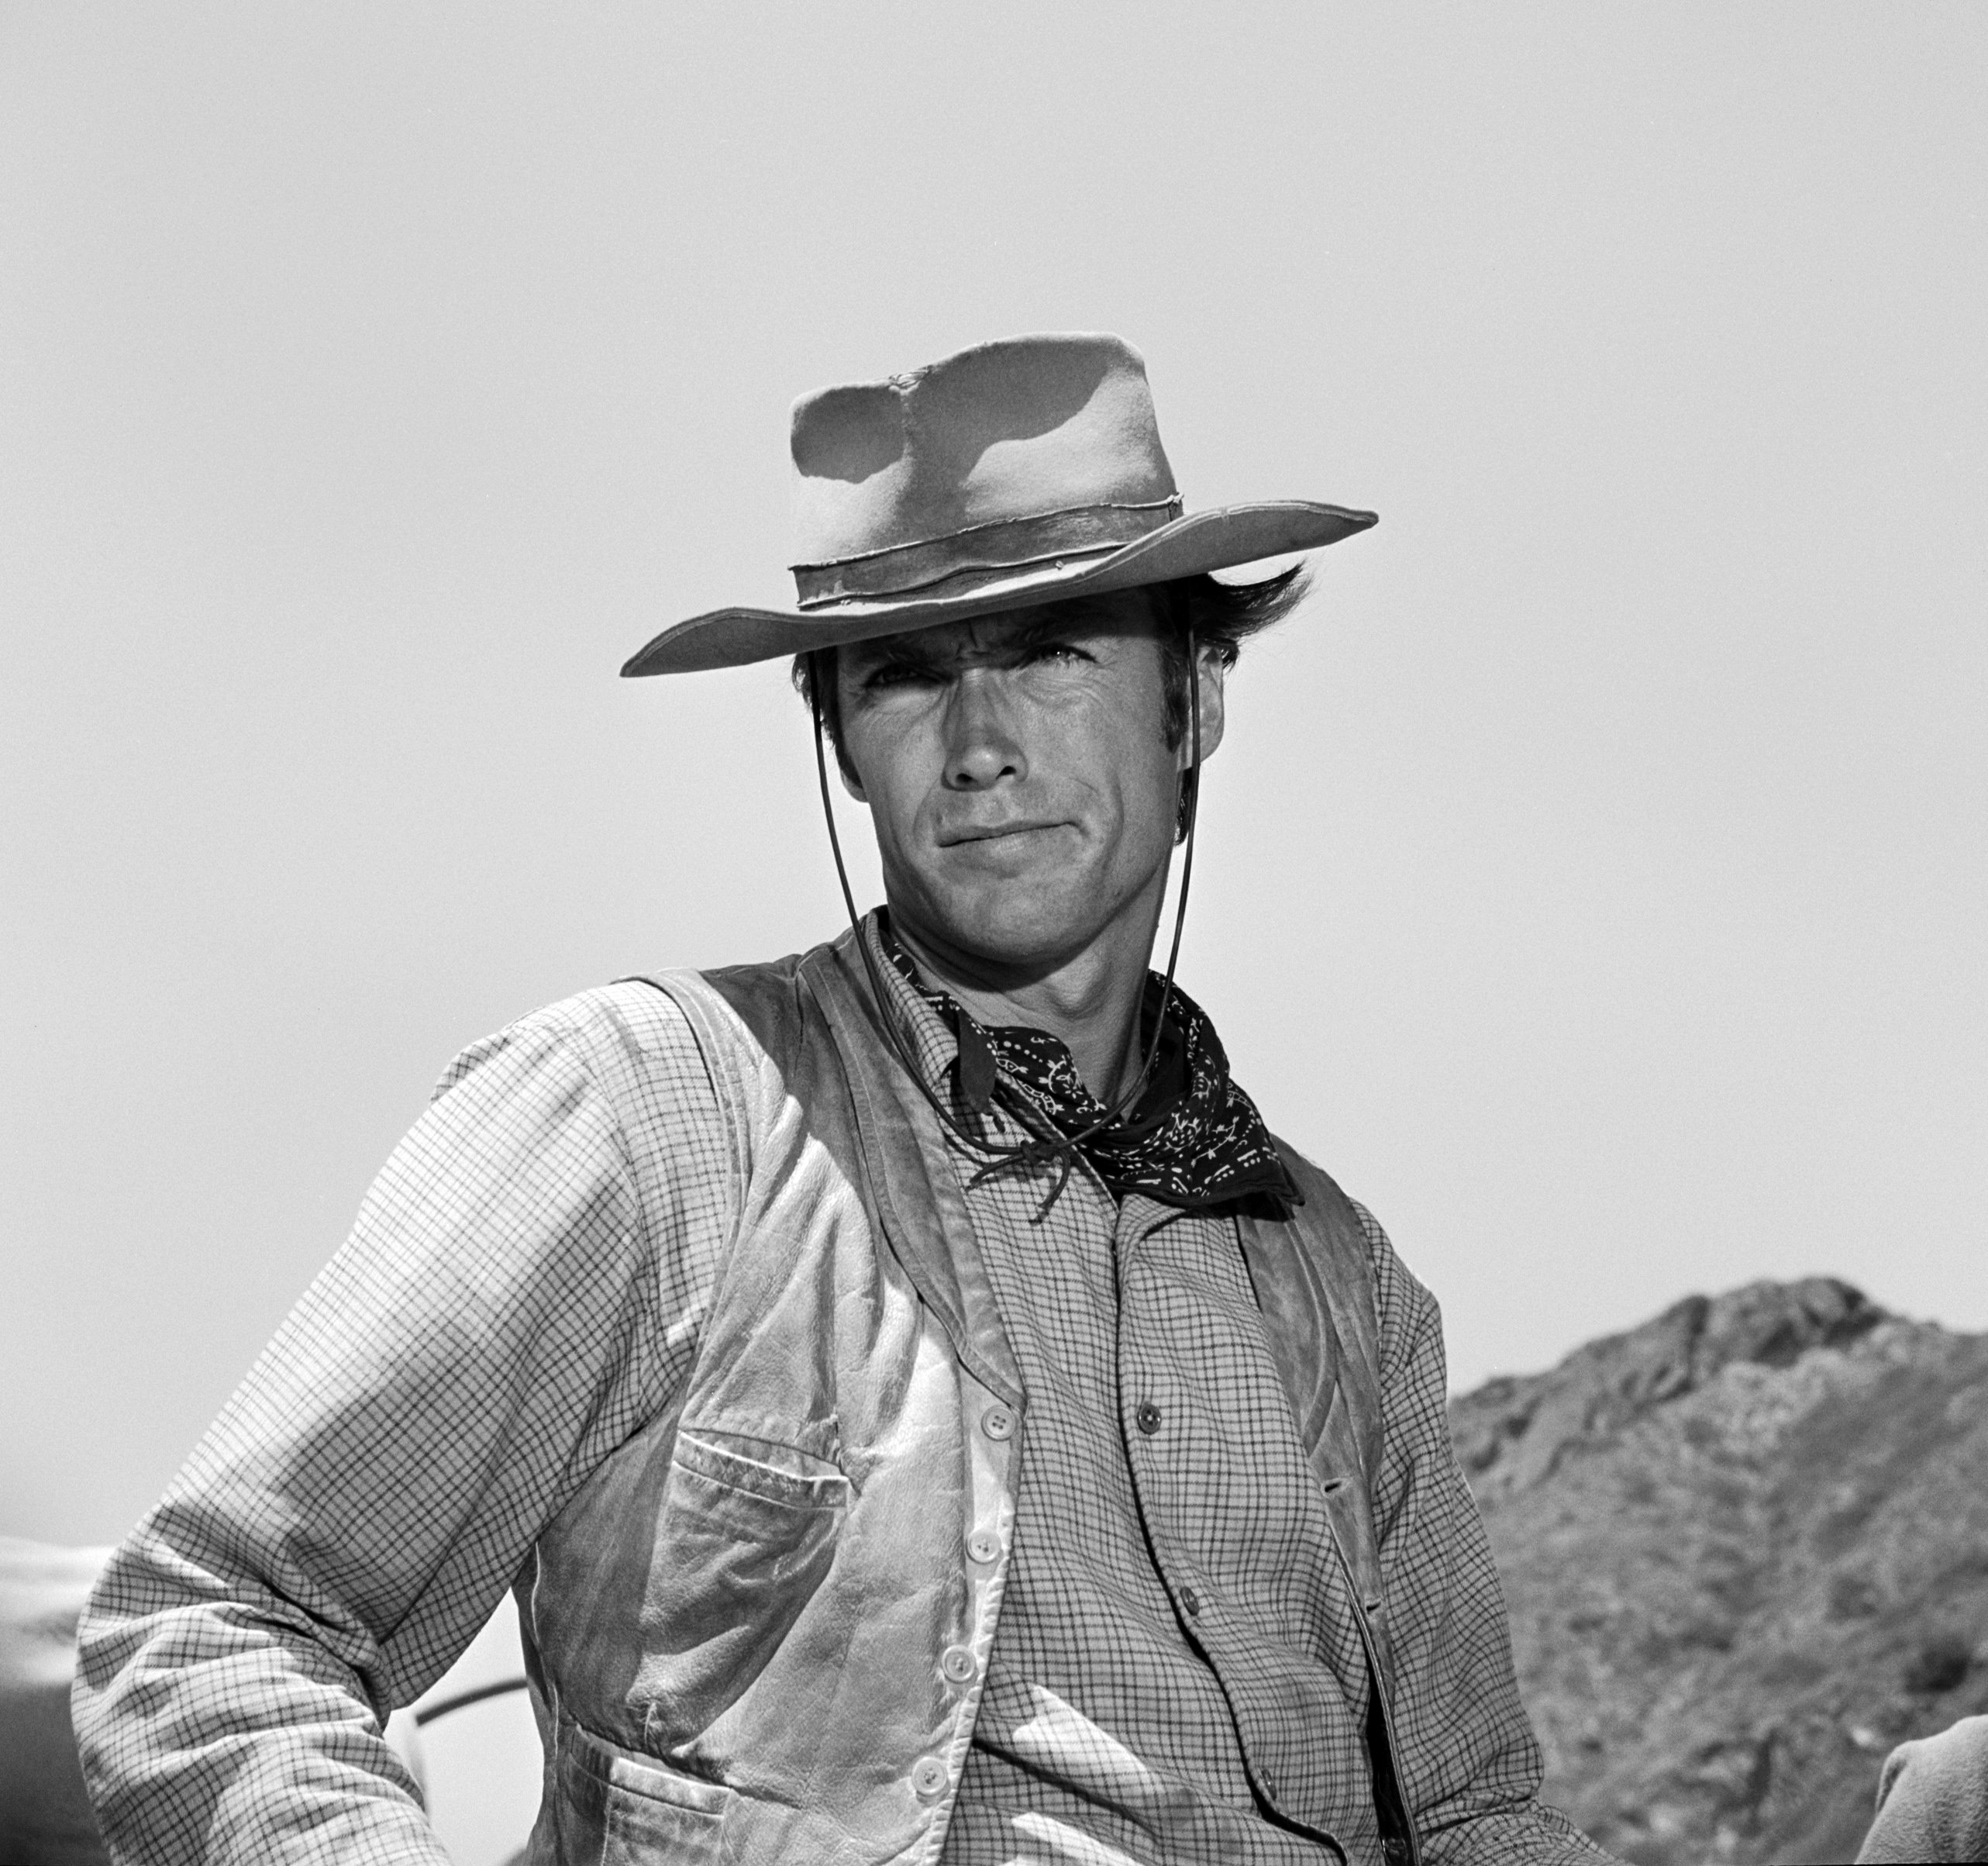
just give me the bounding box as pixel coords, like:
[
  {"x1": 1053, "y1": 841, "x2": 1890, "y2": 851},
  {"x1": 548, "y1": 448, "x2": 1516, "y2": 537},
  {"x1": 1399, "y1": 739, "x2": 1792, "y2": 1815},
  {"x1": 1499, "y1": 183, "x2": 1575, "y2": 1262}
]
[
  {"x1": 911, "y1": 1756, "x2": 949, "y2": 1800},
  {"x1": 940, "y1": 1645, "x2": 977, "y2": 1683},
  {"x1": 1135, "y1": 1402, "x2": 1163, "y2": 1435},
  {"x1": 1180, "y1": 1585, "x2": 1201, "y2": 1617},
  {"x1": 980, "y1": 1404, "x2": 1015, "y2": 1441},
  {"x1": 966, "y1": 1531, "x2": 1001, "y2": 1564}
]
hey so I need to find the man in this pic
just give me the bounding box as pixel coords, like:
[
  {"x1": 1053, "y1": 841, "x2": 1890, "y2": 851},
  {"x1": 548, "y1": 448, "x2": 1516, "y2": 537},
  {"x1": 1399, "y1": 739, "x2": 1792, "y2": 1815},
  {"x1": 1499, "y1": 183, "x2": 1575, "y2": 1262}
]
[{"x1": 74, "y1": 333, "x2": 1613, "y2": 1864}]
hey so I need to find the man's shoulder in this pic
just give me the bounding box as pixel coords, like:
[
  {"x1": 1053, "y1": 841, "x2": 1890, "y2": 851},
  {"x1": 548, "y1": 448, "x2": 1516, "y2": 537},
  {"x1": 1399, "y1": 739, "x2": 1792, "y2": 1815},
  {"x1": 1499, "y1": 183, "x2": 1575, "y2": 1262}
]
[
  {"x1": 1264, "y1": 1131, "x2": 1376, "y2": 1250},
  {"x1": 450, "y1": 940, "x2": 824, "y2": 1071},
  {"x1": 1262, "y1": 1133, "x2": 1438, "y2": 1332},
  {"x1": 441, "y1": 978, "x2": 703, "y2": 1089},
  {"x1": 432, "y1": 936, "x2": 855, "y2": 1124}
]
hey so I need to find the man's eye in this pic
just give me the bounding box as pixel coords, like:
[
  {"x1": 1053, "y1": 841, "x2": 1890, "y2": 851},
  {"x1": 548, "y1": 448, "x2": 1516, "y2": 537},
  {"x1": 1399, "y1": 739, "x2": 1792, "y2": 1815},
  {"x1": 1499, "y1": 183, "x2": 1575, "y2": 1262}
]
[
  {"x1": 861, "y1": 662, "x2": 937, "y2": 692},
  {"x1": 1024, "y1": 641, "x2": 1088, "y2": 665}
]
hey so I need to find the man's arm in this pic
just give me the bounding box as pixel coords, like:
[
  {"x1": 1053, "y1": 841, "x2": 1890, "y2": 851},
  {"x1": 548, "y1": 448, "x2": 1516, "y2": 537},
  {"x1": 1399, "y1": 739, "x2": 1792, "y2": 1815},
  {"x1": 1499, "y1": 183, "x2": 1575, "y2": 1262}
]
[
  {"x1": 72, "y1": 985, "x2": 732, "y2": 1864},
  {"x1": 1357, "y1": 1205, "x2": 1620, "y2": 1866}
]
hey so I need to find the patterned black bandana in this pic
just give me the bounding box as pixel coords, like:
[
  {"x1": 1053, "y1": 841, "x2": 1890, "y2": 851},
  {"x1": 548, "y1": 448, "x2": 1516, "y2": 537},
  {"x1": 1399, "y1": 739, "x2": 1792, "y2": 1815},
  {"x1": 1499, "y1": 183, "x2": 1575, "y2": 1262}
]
[{"x1": 883, "y1": 925, "x2": 1298, "y2": 1216}]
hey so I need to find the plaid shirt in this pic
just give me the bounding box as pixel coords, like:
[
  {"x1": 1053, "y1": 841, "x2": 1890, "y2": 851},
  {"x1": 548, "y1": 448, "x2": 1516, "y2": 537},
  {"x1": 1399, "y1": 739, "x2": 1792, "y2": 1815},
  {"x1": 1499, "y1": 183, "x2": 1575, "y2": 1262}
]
[
  {"x1": 882, "y1": 953, "x2": 1602, "y2": 1866},
  {"x1": 907, "y1": 1032, "x2": 1364, "y2": 1859},
  {"x1": 76, "y1": 928, "x2": 1611, "y2": 1865}
]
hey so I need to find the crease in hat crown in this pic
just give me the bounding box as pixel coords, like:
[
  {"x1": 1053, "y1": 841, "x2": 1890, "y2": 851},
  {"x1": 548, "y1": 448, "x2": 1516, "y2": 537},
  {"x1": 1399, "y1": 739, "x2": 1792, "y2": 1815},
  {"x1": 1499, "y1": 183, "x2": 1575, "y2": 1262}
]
[
  {"x1": 618, "y1": 329, "x2": 1377, "y2": 677},
  {"x1": 787, "y1": 332, "x2": 1183, "y2": 608}
]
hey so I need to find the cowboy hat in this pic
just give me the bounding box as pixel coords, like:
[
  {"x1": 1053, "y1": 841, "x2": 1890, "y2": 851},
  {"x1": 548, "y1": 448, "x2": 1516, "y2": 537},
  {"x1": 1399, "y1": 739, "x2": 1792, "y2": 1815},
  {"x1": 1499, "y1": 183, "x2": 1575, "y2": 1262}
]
[{"x1": 620, "y1": 332, "x2": 1376, "y2": 677}]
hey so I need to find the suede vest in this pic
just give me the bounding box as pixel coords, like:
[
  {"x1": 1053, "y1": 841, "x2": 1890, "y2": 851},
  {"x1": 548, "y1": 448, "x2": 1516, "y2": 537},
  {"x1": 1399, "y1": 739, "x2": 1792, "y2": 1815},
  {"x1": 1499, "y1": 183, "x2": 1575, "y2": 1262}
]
[{"x1": 515, "y1": 932, "x2": 1418, "y2": 1865}]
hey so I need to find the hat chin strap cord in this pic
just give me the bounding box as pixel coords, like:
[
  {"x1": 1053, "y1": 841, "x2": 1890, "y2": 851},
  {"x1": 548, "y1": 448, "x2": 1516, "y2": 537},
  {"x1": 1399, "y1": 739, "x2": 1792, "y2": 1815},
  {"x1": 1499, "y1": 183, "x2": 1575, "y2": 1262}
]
[{"x1": 811, "y1": 630, "x2": 1203, "y2": 1211}]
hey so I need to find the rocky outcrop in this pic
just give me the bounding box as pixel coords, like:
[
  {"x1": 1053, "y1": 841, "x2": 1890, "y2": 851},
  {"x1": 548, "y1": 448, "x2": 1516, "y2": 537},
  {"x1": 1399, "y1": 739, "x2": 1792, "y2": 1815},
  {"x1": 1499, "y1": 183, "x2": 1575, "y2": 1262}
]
[
  {"x1": 1455, "y1": 1280, "x2": 1988, "y2": 1865},
  {"x1": 1450, "y1": 1278, "x2": 1884, "y2": 1506}
]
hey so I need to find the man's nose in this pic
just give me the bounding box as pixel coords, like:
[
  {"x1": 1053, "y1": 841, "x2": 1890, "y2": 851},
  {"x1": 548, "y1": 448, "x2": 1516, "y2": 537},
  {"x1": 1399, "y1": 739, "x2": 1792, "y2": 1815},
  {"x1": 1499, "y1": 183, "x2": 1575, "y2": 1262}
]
[{"x1": 942, "y1": 669, "x2": 1027, "y2": 790}]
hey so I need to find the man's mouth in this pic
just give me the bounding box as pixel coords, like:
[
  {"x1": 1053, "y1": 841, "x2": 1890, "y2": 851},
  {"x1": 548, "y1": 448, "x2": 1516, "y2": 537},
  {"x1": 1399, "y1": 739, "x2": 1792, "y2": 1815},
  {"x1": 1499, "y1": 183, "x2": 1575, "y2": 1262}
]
[{"x1": 937, "y1": 819, "x2": 1066, "y2": 847}]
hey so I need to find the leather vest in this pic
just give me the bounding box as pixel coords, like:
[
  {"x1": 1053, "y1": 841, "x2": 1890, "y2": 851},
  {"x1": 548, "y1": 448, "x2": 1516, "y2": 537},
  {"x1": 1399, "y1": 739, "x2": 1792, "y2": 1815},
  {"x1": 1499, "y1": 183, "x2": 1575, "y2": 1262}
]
[{"x1": 515, "y1": 931, "x2": 1417, "y2": 1864}]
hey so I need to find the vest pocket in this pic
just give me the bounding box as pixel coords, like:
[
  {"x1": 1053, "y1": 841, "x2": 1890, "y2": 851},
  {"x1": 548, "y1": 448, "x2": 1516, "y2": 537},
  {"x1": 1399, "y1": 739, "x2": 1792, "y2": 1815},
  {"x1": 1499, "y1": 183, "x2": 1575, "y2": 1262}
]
[
  {"x1": 556, "y1": 1718, "x2": 732, "y2": 1864},
  {"x1": 632, "y1": 1426, "x2": 853, "y2": 1743},
  {"x1": 671, "y1": 1427, "x2": 851, "y2": 1509}
]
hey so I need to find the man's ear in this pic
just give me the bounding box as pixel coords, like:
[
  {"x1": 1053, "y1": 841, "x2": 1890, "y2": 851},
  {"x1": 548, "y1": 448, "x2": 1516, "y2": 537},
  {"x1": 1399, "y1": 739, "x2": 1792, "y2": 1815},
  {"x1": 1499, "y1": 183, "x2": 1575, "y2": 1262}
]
[
  {"x1": 818, "y1": 652, "x2": 868, "y2": 801},
  {"x1": 1177, "y1": 647, "x2": 1228, "y2": 770}
]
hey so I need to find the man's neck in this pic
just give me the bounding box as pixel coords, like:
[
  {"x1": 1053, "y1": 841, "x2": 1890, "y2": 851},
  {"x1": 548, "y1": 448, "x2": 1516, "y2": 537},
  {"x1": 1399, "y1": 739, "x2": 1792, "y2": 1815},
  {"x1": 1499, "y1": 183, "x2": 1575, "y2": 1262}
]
[{"x1": 886, "y1": 906, "x2": 1163, "y2": 1105}]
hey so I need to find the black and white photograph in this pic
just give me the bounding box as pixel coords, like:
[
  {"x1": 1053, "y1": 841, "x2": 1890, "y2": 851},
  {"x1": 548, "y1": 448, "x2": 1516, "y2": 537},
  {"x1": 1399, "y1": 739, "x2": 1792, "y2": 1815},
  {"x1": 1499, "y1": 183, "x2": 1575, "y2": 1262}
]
[{"x1": 3, "y1": 8, "x2": 1983, "y2": 1864}]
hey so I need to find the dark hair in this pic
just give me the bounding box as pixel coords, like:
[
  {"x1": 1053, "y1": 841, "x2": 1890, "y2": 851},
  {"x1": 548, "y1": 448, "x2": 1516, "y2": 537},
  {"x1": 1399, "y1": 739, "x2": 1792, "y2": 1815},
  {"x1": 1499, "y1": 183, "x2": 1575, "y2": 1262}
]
[{"x1": 791, "y1": 565, "x2": 1311, "y2": 784}]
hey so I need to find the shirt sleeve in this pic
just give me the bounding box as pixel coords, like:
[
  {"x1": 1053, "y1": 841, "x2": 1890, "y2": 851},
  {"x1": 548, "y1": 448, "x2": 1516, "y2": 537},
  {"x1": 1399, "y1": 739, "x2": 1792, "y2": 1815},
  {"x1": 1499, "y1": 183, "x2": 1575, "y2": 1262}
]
[
  {"x1": 72, "y1": 982, "x2": 735, "y2": 1865},
  {"x1": 1355, "y1": 1204, "x2": 1621, "y2": 1866}
]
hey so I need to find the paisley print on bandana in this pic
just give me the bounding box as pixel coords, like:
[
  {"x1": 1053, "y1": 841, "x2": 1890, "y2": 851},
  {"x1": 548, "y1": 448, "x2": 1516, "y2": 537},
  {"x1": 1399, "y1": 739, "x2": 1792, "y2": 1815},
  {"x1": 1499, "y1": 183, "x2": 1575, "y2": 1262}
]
[{"x1": 884, "y1": 926, "x2": 1299, "y2": 1215}]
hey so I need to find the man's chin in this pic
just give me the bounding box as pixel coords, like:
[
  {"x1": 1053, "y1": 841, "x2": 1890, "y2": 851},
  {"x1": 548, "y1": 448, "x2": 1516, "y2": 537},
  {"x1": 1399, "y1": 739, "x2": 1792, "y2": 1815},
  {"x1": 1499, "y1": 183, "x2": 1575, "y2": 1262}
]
[{"x1": 900, "y1": 894, "x2": 1108, "y2": 981}]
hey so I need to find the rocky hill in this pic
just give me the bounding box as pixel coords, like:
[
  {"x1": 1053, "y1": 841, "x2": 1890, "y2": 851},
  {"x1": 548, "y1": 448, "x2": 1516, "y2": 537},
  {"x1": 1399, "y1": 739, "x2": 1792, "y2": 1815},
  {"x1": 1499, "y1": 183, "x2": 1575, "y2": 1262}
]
[{"x1": 1453, "y1": 1278, "x2": 1988, "y2": 1865}]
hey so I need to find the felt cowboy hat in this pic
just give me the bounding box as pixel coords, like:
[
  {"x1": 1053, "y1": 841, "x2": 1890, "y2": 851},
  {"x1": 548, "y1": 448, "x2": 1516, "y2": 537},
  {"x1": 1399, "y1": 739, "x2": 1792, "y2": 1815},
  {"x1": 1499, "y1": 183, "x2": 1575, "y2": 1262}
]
[{"x1": 620, "y1": 331, "x2": 1376, "y2": 678}]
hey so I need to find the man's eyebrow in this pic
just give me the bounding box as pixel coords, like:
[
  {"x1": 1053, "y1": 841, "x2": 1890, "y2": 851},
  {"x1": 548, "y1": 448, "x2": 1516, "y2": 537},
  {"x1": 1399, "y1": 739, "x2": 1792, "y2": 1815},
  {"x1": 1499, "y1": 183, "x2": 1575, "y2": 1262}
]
[
  {"x1": 847, "y1": 632, "x2": 942, "y2": 671},
  {"x1": 1012, "y1": 611, "x2": 1093, "y2": 645},
  {"x1": 846, "y1": 607, "x2": 1111, "y2": 678},
  {"x1": 997, "y1": 607, "x2": 1121, "y2": 654}
]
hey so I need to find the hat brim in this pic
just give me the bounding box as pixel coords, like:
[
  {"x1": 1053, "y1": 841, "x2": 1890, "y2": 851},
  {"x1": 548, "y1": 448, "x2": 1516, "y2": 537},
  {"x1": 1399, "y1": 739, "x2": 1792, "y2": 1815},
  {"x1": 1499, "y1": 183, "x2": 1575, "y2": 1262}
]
[{"x1": 620, "y1": 501, "x2": 1377, "y2": 677}]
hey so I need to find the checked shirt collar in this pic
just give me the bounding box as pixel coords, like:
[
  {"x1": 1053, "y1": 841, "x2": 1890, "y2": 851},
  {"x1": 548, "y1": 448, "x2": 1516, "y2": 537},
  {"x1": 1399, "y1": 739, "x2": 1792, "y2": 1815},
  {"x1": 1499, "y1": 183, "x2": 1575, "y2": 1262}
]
[{"x1": 867, "y1": 911, "x2": 1297, "y2": 1216}]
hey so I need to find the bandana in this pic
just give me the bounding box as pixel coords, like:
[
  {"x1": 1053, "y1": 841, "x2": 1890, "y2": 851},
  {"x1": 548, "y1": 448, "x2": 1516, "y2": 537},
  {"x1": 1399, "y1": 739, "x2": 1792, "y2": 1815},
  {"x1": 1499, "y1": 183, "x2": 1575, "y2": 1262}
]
[{"x1": 883, "y1": 925, "x2": 1299, "y2": 1216}]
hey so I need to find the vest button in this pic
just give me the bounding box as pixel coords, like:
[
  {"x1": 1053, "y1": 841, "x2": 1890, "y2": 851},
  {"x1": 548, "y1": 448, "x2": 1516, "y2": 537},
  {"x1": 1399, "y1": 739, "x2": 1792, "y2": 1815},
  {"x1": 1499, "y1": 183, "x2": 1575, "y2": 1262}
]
[
  {"x1": 1180, "y1": 1585, "x2": 1201, "y2": 1618},
  {"x1": 911, "y1": 1756, "x2": 949, "y2": 1800},
  {"x1": 941, "y1": 1645, "x2": 977, "y2": 1683},
  {"x1": 980, "y1": 1404, "x2": 1015, "y2": 1441},
  {"x1": 1135, "y1": 1402, "x2": 1162, "y2": 1435},
  {"x1": 966, "y1": 1531, "x2": 1001, "y2": 1564}
]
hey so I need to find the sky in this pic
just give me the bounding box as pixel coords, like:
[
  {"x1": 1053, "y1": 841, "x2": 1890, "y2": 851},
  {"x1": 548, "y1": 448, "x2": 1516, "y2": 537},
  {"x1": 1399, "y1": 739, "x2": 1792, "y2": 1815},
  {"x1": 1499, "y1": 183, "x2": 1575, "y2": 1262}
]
[{"x1": 4, "y1": 0, "x2": 1984, "y2": 1596}]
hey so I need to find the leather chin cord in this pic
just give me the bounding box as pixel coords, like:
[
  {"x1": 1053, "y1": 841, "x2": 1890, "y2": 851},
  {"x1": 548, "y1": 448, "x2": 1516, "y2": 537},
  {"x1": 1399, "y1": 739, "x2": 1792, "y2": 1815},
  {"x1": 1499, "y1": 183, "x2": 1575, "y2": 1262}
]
[{"x1": 810, "y1": 629, "x2": 1204, "y2": 1210}]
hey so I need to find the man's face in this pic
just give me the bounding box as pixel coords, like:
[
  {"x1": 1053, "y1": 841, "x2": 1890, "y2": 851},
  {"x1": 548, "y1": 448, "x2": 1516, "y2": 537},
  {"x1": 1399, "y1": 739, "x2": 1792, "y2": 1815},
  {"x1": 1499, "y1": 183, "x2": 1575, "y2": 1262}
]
[{"x1": 833, "y1": 589, "x2": 1225, "y2": 980}]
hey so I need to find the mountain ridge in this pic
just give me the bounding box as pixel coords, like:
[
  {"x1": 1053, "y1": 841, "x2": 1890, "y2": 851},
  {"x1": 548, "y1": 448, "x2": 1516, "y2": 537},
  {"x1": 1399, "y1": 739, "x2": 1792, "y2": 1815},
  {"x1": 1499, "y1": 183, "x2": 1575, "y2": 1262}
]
[{"x1": 1453, "y1": 1277, "x2": 1988, "y2": 1864}]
